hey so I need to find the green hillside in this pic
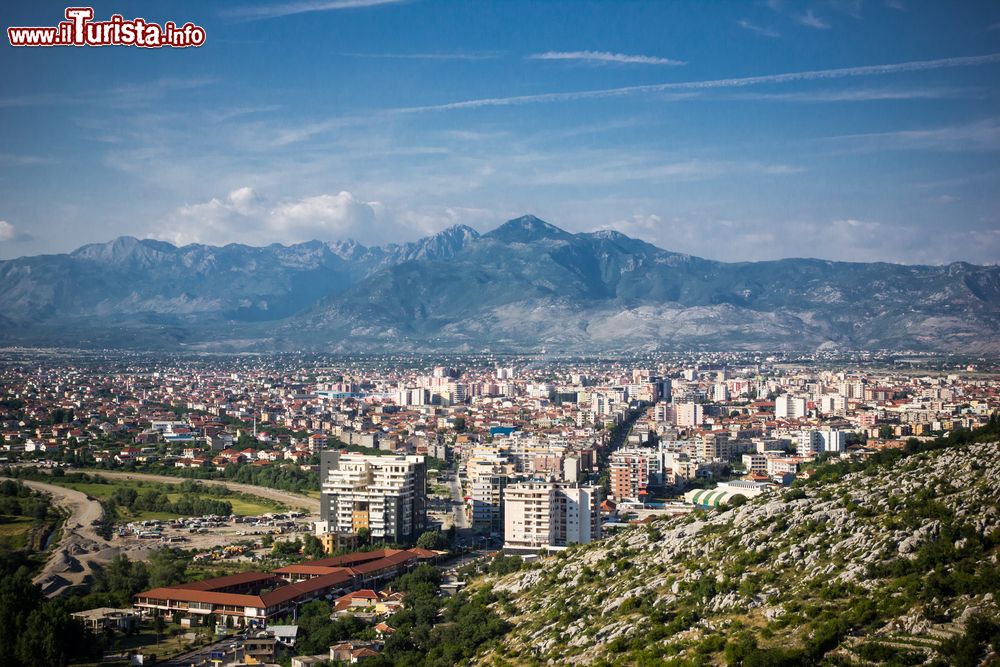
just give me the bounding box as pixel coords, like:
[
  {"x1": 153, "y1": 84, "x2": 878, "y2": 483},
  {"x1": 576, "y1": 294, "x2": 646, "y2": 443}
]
[{"x1": 473, "y1": 428, "x2": 1000, "y2": 666}]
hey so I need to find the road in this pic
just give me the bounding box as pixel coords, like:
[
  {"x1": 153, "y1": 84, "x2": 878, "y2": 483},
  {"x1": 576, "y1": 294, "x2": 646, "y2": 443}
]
[
  {"x1": 77, "y1": 470, "x2": 320, "y2": 514},
  {"x1": 0, "y1": 476, "x2": 114, "y2": 597},
  {"x1": 161, "y1": 636, "x2": 244, "y2": 667},
  {"x1": 12, "y1": 470, "x2": 319, "y2": 597},
  {"x1": 448, "y1": 470, "x2": 469, "y2": 531}
]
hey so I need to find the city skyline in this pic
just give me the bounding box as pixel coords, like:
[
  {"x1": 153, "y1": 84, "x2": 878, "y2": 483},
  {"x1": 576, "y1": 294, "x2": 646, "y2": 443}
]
[{"x1": 2, "y1": 1, "x2": 1000, "y2": 264}]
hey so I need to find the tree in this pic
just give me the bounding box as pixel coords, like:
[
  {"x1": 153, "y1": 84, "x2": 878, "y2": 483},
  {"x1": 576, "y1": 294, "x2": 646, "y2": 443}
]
[
  {"x1": 147, "y1": 549, "x2": 188, "y2": 588},
  {"x1": 725, "y1": 494, "x2": 748, "y2": 510},
  {"x1": 92, "y1": 554, "x2": 149, "y2": 605},
  {"x1": 296, "y1": 601, "x2": 365, "y2": 654},
  {"x1": 18, "y1": 599, "x2": 91, "y2": 666},
  {"x1": 487, "y1": 554, "x2": 523, "y2": 576},
  {"x1": 416, "y1": 531, "x2": 449, "y2": 551},
  {"x1": 303, "y1": 534, "x2": 325, "y2": 559},
  {"x1": 0, "y1": 571, "x2": 94, "y2": 667},
  {"x1": 0, "y1": 571, "x2": 42, "y2": 666}
]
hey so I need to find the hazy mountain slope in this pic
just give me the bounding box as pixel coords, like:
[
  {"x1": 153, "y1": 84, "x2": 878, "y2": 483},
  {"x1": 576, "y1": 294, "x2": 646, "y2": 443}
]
[
  {"x1": 290, "y1": 215, "x2": 1000, "y2": 353},
  {"x1": 1, "y1": 215, "x2": 997, "y2": 352},
  {"x1": 0, "y1": 226, "x2": 481, "y2": 328},
  {"x1": 474, "y1": 434, "x2": 1000, "y2": 666}
]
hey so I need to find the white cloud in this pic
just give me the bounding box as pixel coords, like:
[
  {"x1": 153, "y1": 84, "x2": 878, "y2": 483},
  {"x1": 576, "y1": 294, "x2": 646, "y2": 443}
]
[
  {"x1": 225, "y1": 0, "x2": 404, "y2": 21},
  {"x1": 737, "y1": 19, "x2": 781, "y2": 38},
  {"x1": 339, "y1": 51, "x2": 502, "y2": 60},
  {"x1": 723, "y1": 86, "x2": 975, "y2": 102},
  {"x1": 0, "y1": 153, "x2": 54, "y2": 166},
  {"x1": 797, "y1": 10, "x2": 831, "y2": 29},
  {"x1": 157, "y1": 188, "x2": 408, "y2": 246},
  {"x1": 528, "y1": 51, "x2": 686, "y2": 66},
  {"x1": 395, "y1": 52, "x2": 1000, "y2": 113},
  {"x1": 518, "y1": 158, "x2": 802, "y2": 187},
  {"x1": 587, "y1": 214, "x2": 999, "y2": 265},
  {"x1": 830, "y1": 118, "x2": 1000, "y2": 152},
  {"x1": 0, "y1": 220, "x2": 32, "y2": 243}
]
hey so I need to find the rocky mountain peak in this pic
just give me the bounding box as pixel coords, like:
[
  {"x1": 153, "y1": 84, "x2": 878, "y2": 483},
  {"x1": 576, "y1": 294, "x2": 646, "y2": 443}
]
[{"x1": 485, "y1": 214, "x2": 576, "y2": 244}]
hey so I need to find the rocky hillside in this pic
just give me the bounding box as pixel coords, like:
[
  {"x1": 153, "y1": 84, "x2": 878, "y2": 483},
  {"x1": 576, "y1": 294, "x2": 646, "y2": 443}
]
[{"x1": 476, "y1": 436, "x2": 1000, "y2": 666}]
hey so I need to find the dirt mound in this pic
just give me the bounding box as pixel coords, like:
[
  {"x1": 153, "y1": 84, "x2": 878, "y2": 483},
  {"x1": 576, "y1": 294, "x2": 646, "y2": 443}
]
[
  {"x1": 53, "y1": 549, "x2": 83, "y2": 574},
  {"x1": 37, "y1": 574, "x2": 71, "y2": 595}
]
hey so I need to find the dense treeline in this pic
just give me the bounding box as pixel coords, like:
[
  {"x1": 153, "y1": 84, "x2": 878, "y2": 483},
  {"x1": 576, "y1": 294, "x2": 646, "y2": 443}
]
[
  {"x1": 70, "y1": 550, "x2": 191, "y2": 610},
  {"x1": 0, "y1": 479, "x2": 61, "y2": 552},
  {"x1": 0, "y1": 549, "x2": 195, "y2": 666},
  {"x1": 2, "y1": 470, "x2": 252, "y2": 518},
  {"x1": 295, "y1": 602, "x2": 371, "y2": 655},
  {"x1": 365, "y1": 565, "x2": 510, "y2": 667},
  {"x1": 222, "y1": 460, "x2": 319, "y2": 493},
  {"x1": 108, "y1": 485, "x2": 232, "y2": 517},
  {"x1": 0, "y1": 569, "x2": 96, "y2": 666},
  {"x1": 135, "y1": 460, "x2": 320, "y2": 494},
  {"x1": 0, "y1": 479, "x2": 56, "y2": 522}
]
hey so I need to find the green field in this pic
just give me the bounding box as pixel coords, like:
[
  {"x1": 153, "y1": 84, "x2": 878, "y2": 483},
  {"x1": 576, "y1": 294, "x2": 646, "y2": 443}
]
[
  {"x1": 52, "y1": 481, "x2": 120, "y2": 500},
  {"x1": 47, "y1": 477, "x2": 281, "y2": 520},
  {"x1": 0, "y1": 516, "x2": 34, "y2": 549},
  {"x1": 165, "y1": 492, "x2": 275, "y2": 516}
]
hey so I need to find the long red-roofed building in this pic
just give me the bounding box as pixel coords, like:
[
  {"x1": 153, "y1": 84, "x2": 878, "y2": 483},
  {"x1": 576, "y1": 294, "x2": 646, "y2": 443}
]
[{"x1": 133, "y1": 548, "x2": 438, "y2": 626}]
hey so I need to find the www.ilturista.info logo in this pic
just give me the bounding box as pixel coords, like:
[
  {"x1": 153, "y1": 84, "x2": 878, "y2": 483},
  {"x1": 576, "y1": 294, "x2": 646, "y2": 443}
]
[{"x1": 8, "y1": 7, "x2": 206, "y2": 48}]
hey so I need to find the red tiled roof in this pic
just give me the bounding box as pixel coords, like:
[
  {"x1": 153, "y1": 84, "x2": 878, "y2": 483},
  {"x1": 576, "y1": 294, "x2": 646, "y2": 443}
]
[
  {"x1": 173, "y1": 571, "x2": 278, "y2": 591},
  {"x1": 136, "y1": 586, "x2": 265, "y2": 608},
  {"x1": 349, "y1": 550, "x2": 414, "y2": 575},
  {"x1": 259, "y1": 570, "x2": 353, "y2": 607},
  {"x1": 341, "y1": 589, "x2": 378, "y2": 601},
  {"x1": 273, "y1": 564, "x2": 351, "y2": 576},
  {"x1": 306, "y1": 549, "x2": 397, "y2": 568}
]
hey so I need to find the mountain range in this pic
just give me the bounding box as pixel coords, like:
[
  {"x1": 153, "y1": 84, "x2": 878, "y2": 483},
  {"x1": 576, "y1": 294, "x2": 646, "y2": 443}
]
[{"x1": 1, "y1": 215, "x2": 998, "y2": 352}]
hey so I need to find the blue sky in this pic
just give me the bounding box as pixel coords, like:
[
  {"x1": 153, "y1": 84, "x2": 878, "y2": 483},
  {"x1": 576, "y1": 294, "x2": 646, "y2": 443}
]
[{"x1": 1, "y1": 0, "x2": 999, "y2": 264}]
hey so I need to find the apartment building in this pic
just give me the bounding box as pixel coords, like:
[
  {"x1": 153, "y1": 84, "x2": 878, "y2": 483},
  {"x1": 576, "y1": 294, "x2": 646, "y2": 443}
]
[
  {"x1": 608, "y1": 448, "x2": 661, "y2": 501},
  {"x1": 503, "y1": 481, "x2": 601, "y2": 552},
  {"x1": 466, "y1": 454, "x2": 515, "y2": 533},
  {"x1": 317, "y1": 452, "x2": 427, "y2": 543},
  {"x1": 674, "y1": 402, "x2": 704, "y2": 427},
  {"x1": 775, "y1": 394, "x2": 808, "y2": 419},
  {"x1": 795, "y1": 429, "x2": 848, "y2": 457}
]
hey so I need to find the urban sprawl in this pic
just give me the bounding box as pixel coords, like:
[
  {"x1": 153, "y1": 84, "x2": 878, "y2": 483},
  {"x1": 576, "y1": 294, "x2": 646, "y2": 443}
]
[{"x1": 1, "y1": 350, "x2": 997, "y2": 665}]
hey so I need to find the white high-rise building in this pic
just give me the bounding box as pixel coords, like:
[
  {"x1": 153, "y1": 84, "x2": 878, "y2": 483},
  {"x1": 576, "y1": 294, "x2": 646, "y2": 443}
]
[
  {"x1": 675, "y1": 402, "x2": 704, "y2": 427},
  {"x1": 795, "y1": 430, "x2": 823, "y2": 457},
  {"x1": 503, "y1": 481, "x2": 601, "y2": 552},
  {"x1": 467, "y1": 454, "x2": 515, "y2": 533},
  {"x1": 317, "y1": 452, "x2": 427, "y2": 543},
  {"x1": 819, "y1": 429, "x2": 847, "y2": 453},
  {"x1": 653, "y1": 402, "x2": 673, "y2": 423},
  {"x1": 817, "y1": 394, "x2": 847, "y2": 417},
  {"x1": 775, "y1": 394, "x2": 808, "y2": 419},
  {"x1": 795, "y1": 429, "x2": 848, "y2": 457}
]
